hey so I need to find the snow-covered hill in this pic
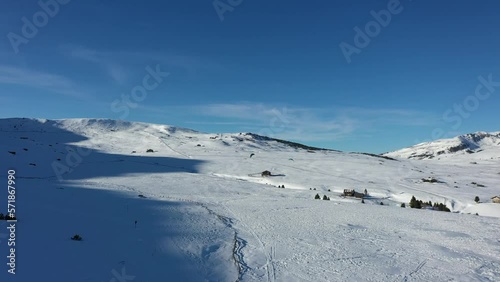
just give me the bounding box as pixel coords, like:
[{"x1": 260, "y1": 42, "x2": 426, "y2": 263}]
[
  {"x1": 1, "y1": 118, "x2": 499, "y2": 282},
  {"x1": 384, "y1": 131, "x2": 500, "y2": 160}
]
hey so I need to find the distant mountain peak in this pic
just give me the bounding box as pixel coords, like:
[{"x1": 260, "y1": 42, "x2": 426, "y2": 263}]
[{"x1": 385, "y1": 131, "x2": 500, "y2": 160}]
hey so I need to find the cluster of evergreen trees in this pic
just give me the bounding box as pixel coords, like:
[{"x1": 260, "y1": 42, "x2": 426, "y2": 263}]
[
  {"x1": 314, "y1": 194, "x2": 330, "y2": 200},
  {"x1": 409, "y1": 196, "x2": 450, "y2": 212},
  {"x1": 433, "y1": 202, "x2": 451, "y2": 212}
]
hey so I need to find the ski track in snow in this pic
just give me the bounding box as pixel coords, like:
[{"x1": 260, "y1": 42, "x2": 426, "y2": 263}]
[
  {"x1": 78, "y1": 179, "x2": 254, "y2": 281},
  {"x1": 147, "y1": 131, "x2": 192, "y2": 159},
  {"x1": 402, "y1": 259, "x2": 427, "y2": 282},
  {"x1": 79, "y1": 173, "x2": 277, "y2": 281},
  {"x1": 220, "y1": 203, "x2": 275, "y2": 282}
]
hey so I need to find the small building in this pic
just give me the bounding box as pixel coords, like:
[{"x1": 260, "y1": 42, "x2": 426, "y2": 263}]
[
  {"x1": 344, "y1": 189, "x2": 355, "y2": 197},
  {"x1": 492, "y1": 196, "x2": 500, "y2": 204},
  {"x1": 261, "y1": 170, "x2": 272, "y2": 177},
  {"x1": 343, "y1": 189, "x2": 365, "y2": 199}
]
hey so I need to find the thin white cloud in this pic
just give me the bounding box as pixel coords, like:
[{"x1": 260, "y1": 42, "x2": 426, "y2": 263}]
[
  {"x1": 187, "y1": 103, "x2": 438, "y2": 142},
  {"x1": 65, "y1": 45, "x2": 129, "y2": 84},
  {"x1": 106, "y1": 63, "x2": 128, "y2": 83},
  {"x1": 184, "y1": 121, "x2": 259, "y2": 126},
  {"x1": 196, "y1": 103, "x2": 281, "y2": 121},
  {"x1": 68, "y1": 46, "x2": 99, "y2": 63},
  {"x1": 132, "y1": 103, "x2": 438, "y2": 143},
  {"x1": 334, "y1": 107, "x2": 441, "y2": 126},
  {"x1": 139, "y1": 103, "x2": 357, "y2": 141},
  {"x1": 0, "y1": 65, "x2": 83, "y2": 97},
  {"x1": 63, "y1": 45, "x2": 221, "y2": 83}
]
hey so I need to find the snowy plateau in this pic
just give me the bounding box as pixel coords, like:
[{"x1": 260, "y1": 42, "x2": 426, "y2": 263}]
[{"x1": 0, "y1": 118, "x2": 499, "y2": 282}]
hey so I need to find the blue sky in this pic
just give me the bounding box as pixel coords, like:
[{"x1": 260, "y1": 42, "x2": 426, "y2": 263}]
[{"x1": 1, "y1": 0, "x2": 499, "y2": 153}]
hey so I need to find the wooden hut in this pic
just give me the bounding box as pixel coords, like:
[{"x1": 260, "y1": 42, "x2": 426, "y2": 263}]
[
  {"x1": 261, "y1": 170, "x2": 272, "y2": 177},
  {"x1": 343, "y1": 189, "x2": 365, "y2": 199}
]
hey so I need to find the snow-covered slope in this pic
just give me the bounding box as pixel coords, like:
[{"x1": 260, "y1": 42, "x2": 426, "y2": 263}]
[
  {"x1": 1, "y1": 118, "x2": 499, "y2": 282},
  {"x1": 384, "y1": 131, "x2": 500, "y2": 160}
]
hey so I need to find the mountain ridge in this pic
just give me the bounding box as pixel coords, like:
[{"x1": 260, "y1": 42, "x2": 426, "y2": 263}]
[
  {"x1": 384, "y1": 131, "x2": 500, "y2": 160},
  {"x1": 3, "y1": 118, "x2": 499, "y2": 161}
]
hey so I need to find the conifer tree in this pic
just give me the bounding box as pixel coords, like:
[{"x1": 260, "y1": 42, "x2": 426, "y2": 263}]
[{"x1": 409, "y1": 196, "x2": 417, "y2": 208}]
